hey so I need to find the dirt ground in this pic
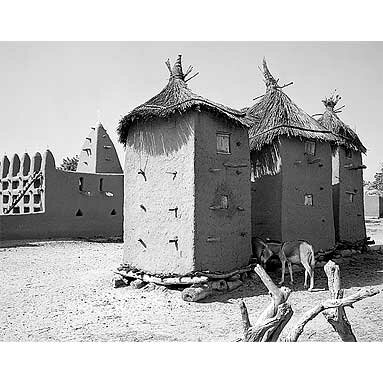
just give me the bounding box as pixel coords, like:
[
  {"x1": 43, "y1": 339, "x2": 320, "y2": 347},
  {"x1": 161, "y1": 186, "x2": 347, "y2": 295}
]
[{"x1": 0, "y1": 235, "x2": 382, "y2": 342}]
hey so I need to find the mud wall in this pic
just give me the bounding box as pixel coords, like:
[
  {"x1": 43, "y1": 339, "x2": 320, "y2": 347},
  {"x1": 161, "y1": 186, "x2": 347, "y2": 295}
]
[
  {"x1": 0, "y1": 150, "x2": 123, "y2": 241},
  {"x1": 123, "y1": 114, "x2": 195, "y2": 275},
  {"x1": 364, "y1": 194, "x2": 383, "y2": 218},
  {"x1": 194, "y1": 113, "x2": 251, "y2": 272},
  {"x1": 280, "y1": 137, "x2": 335, "y2": 251},
  {"x1": 250, "y1": 167, "x2": 282, "y2": 241},
  {"x1": 334, "y1": 148, "x2": 366, "y2": 242}
]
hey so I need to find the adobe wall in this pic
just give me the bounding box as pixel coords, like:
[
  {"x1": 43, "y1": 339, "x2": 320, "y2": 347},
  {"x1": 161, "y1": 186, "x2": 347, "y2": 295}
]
[
  {"x1": 0, "y1": 150, "x2": 123, "y2": 241},
  {"x1": 280, "y1": 137, "x2": 335, "y2": 251},
  {"x1": 194, "y1": 113, "x2": 252, "y2": 272},
  {"x1": 122, "y1": 114, "x2": 195, "y2": 275},
  {"x1": 364, "y1": 194, "x2": 383, "y2": 218},
  {"x1": 250, "y1": 167, "x2": 282, "y2": 241},
  {"x1": 335, "y1": 148, "x2": 366, "y2": 242}
]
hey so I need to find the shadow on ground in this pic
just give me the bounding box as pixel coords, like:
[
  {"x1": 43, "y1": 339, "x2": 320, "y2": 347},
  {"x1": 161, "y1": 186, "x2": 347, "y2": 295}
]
[{"x1": 200, "y1": 252, "x2": 383, "y2": 303}]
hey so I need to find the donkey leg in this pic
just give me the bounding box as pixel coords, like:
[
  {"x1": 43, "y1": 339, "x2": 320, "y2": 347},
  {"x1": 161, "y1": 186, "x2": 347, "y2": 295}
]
[
  {"x1": 279, "y1": 261, "x2": 285, "y2": 285},
  {"x1": 304, "y1": 268, "x2": 309, "y2": 289},
  {"x1": 308, "y1": 268, "x2": 315, "y2": 291},
  {"x1": 287, "y1": 262, "x2": 294, "y2": 285}
]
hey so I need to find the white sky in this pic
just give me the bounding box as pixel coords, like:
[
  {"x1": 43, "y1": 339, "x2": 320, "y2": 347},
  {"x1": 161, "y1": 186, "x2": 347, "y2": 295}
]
[{"x1": 1, "y1": 41, "x2": 382, "y2": 181}]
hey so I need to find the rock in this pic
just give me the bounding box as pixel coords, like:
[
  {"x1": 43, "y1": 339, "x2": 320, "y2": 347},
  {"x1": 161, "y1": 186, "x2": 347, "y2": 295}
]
[
  {"x1": 339, "y1": 249, "x2": 353, "y2": 257},
  {"x1": 334, "y1": 253, "x2": 342, "y2": 259},
  {"x1": 227, "y1": 279, "x2": 243, "y2": 291},
  {"x1": 210, "y1": 279, "x2": 228, "y2": 291},
  {"x1": 131, "y1": 279, "x2": 146, "y2": 289}
]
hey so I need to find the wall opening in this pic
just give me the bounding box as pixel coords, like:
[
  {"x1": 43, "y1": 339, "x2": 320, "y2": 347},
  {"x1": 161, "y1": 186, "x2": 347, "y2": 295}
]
[
  {"x1": 23, "y1": 195, "x2": 30, "y2": 203},
  {"x1": 3, "y1": 195, "x2": 9, "y2": 204},
  {"x1": 76, "y1": 209, "x2": 83, "y2": 216},
  {"x1": 110, "y1": 209, "x2": 117, "y2": 216},
  {"x1": 78, "y1": 177, "x2": 84, "y2": 191},
  {"x1": 12, "y1": 180, "x2": 19, "y2": 189},
  {"x1": 33, "y1": 194, "x2": 41, "y2": 204},
  {"x1": 99, "y1": 178, "x2": 104, "y2": 192},
  {"x1": 216, "y1": 133, "x2": 231, "y2": 154},
  {"x1": 304, "y1": 141, "x2": 316, "y2": 156},
  {"x1": 221, "y1": 195, "x2": 229, "y2": 209},
  {"x1": 13, "y1": 206, "x2": 20, "y2": 214},
  {"x1": 24, "y1": 207, "x2": 30, "y2": 213},
  {"x1": 345, "y1": 148, "x2": 353, "y2": 159},
  {"x1": 33, "y1": 178, "x2": 41, "y2": 188},
  {"x1": 304, "y1": 194, "x2": 313, "y2": 206}
]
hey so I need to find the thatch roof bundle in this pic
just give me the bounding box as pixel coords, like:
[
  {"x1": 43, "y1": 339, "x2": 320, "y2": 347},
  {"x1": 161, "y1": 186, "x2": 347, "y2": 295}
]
[
  {"x1": 247, "y1": 59, "x2": 336, "y2": 177},
  {"x1": 317, "y1": 94, "x2": 366, "y2": 154},
  {"x1": 118, "y1": 55, "x2": 251, "y2": 145}
]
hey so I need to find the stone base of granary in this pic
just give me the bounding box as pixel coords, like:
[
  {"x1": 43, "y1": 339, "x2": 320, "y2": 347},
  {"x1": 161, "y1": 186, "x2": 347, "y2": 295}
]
[{"x1": 113, "y1": 263, "x2": 256, "y2": 302}]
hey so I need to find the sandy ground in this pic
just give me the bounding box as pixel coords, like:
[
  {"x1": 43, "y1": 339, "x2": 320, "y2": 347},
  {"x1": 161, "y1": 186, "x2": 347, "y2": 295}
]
[{"x1": 0, "y1": 233, "x2": 382, "y2": 342}]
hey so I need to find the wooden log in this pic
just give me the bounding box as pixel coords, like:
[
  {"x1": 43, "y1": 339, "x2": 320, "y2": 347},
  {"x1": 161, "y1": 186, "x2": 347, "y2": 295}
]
[
  {"x1": 240, "y1": 264, "x2": 293, "y2": 342},
  {"x1": 112, "y1": 275, "x2": 128, "y2": 288},
  {"x1": 322, "y1": 261, "x2": 356, "y2": 342},
  {"x1": 196, "y1": 264, "x2": 254, "y2": 280},
  {"x1": 182, "y1": 284, "x2": 213, "y2": 302},
  {"x1": 131, "y1": 279, "x2": 146, "y2": 289},
  {"x1": 114, "y1": 270, "x2": 209, "y2": 286}
]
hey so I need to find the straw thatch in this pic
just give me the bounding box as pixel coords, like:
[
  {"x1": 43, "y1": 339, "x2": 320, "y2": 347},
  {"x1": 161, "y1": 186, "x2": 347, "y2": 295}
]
[
  {"x1": 118, "y1": 55, "x2": 251, "y2": 145},
  {"x1": 247, "y1": 59, "x2": 336, "y2": 177},
  {"x1": 317, "y1": 94, "x2": 366, "y2": 154}
]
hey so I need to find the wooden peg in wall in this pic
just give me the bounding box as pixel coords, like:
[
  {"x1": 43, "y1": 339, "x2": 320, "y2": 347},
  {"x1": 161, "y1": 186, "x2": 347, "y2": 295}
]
[
  {"x1": 169, "y1": 207, "x2": 178, "y2": 217},
  {"x1": 138, "y1": 169, "x2": 147, "y2": 181}
]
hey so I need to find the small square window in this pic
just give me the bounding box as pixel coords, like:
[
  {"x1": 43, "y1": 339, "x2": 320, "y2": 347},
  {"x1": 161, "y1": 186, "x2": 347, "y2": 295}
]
[
  {"x1": 221, "y1": 195, "x2": 229, "y2": 209},
  {"x1": 304, "y1": 194, "x2": 313, "y2": 206},
  {"x1": 345, "y1": 148, "x2": 353, "y2": 159},
  {"x1": 348, "y1": 193, "x2": 354, "y2": 203},
  {"x1": 305, "y1": 141, "x2": 316, "y2": 155},
  {"x1": 216, "y1": 133, "x2": 231, "y2": 154}
]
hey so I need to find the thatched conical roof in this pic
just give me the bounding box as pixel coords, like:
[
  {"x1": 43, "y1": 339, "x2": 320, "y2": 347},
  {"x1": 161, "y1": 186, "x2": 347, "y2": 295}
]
[
  {"x1": 317, "y1": 94, "x2": 366, "y2": 154},
  {"x1": 246, "y1": 59, "x2": 337, "y2": 177},
  {"x1": 118, "y1": 55, "x2": 251, "y2": 145}
]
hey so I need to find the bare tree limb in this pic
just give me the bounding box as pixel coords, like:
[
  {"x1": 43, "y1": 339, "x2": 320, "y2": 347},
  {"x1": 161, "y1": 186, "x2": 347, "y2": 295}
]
[
  {"x1": 285, "y1": 287, "x2": 380, "y2": 342},
  {"x1": 323, "y1": 261, "x2": 356, "y2": 341}
]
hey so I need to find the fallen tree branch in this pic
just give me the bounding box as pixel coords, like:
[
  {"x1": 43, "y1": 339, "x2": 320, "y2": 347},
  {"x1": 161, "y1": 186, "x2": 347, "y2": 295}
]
[
  {"x1": 285, "y1": 287, "x2": 380, "y2": 342},
  {"x1": 240, "y1": 264, "x2": 293, "y2": 341}
]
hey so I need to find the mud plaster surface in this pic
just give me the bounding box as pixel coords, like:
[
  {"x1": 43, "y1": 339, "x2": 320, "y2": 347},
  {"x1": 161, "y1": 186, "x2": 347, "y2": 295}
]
[{"x1": 0, "y1": 239, "x2": 382, "y2": 342}]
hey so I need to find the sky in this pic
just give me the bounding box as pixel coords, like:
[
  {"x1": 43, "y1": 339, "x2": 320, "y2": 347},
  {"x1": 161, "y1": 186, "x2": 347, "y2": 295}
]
[{"x1": 1, "y1": 41, "x2": 382, "y2": 181}]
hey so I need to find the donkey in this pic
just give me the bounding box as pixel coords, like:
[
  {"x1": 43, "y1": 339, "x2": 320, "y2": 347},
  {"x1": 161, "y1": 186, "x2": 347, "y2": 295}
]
[{"x1": 252, "y1": 237, "x2": 316, "y2": 291}]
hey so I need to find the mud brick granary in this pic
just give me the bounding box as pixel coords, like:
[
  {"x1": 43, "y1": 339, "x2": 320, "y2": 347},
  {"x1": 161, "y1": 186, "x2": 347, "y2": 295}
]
[
  {"x1": 246, "y1": 59, "x2": 337, "y2": 251},
  {"x1": 317, "y1": 94, "x2": 367, "y2": 243},
  {"x1": 118, "y1": 55, "x2": 252, "y2": 276}
]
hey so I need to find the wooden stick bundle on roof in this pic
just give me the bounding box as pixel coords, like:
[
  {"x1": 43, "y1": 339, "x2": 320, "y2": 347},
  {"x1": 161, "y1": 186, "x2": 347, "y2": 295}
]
[
  {"x1": 117, "y1": 54, "x2": 251, "y2": 146},
  {"x1": 316, "y1": 92, "x2": 366, "y2": 153},
  {"x1": 246, "y1": 58, "x2": 336, "y2": 177}
]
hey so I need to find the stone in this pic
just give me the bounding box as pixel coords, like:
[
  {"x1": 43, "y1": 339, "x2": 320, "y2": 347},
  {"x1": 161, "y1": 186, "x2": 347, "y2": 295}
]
[
  {"x1": 227, "y1": 279, "x2": 243, "y2": 291},
  {"x1": 339, "y1": 249, "x2": 353, "y2": 257}
]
